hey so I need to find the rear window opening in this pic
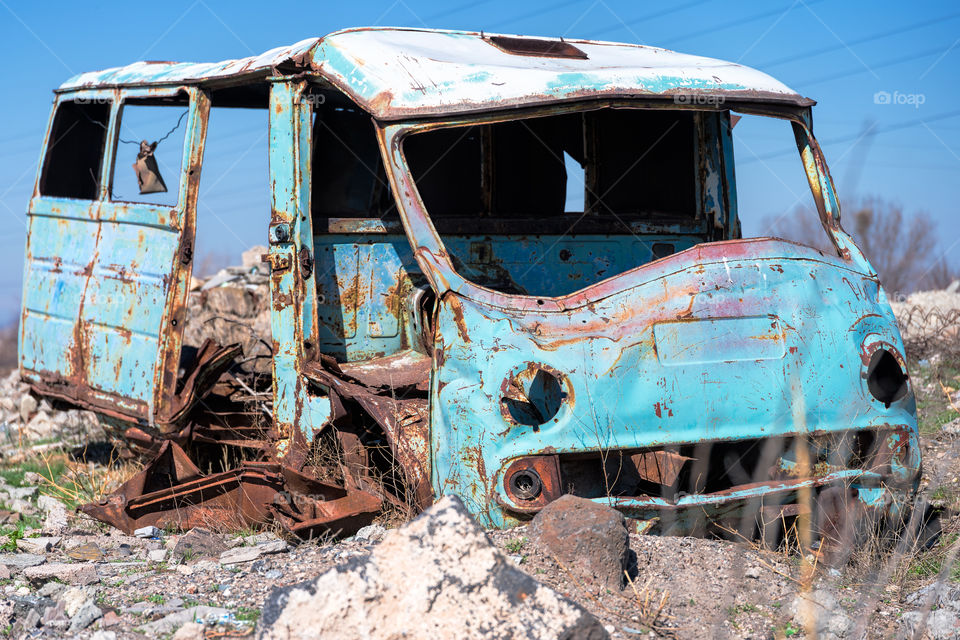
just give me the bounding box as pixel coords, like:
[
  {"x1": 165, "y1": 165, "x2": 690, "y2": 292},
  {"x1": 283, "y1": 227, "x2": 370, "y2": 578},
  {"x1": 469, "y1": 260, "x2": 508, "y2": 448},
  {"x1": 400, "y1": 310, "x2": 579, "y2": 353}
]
[{"x1": 39, "y1": 99, "x2": 111, "y2": 200}]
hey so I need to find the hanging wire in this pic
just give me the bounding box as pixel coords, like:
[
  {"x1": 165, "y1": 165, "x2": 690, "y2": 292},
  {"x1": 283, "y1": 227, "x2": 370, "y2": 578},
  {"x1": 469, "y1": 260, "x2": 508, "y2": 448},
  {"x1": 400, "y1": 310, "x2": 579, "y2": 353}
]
[
  {"x1": 118, "y1": 109, "x2": 189, "y2": 146},
  {"x1": 77, "y1": 106, "x2": 189, "y2": 146}
]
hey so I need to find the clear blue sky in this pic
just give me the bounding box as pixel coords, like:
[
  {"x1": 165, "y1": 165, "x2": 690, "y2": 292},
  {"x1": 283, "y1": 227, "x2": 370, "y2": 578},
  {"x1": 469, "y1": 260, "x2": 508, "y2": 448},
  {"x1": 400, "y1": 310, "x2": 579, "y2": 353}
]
[{"x1": 1, "y1": 0, "x2": 958, "y2": 323}]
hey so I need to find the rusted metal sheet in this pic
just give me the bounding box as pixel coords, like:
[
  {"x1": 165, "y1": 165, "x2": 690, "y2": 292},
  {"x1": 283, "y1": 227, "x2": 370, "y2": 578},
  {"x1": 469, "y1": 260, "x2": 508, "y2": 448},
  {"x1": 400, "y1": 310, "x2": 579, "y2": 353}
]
[
  {"x1": 631, "y1": 451, "x2": 691, "y2": 487},
  {"x1": 21, "y1": 29, "x2": 919, "y2": 540},
  {"x1": 82, "y1": 442, "x2": 381, "y2": 536}
]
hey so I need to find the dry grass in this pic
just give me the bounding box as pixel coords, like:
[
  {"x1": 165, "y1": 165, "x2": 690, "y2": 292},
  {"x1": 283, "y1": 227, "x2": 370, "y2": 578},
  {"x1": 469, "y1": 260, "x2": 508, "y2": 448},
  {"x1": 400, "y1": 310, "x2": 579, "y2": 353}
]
[
  {"x1": 624, "y1": 571, "x2": 675, "y2": 632},
  {"x1": 34, "y1": 449, "x2": 142, "y2": 511}
]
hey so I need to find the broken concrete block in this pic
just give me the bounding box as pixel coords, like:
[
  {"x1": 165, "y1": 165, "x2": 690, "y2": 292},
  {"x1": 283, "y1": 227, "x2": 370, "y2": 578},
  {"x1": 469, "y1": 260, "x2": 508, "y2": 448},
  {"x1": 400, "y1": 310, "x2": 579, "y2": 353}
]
[
  {"x1": 16, "y1": 536, "x2": 61, "y2": 554},
  {"x1": 258, "y1": 495, "x2": 608, "y2": 640},
  {"x1": 219, "y1": 540, "x2": 288, "y2": 565},
  {"x1": 23, "y1": 562, "x2": 99, "y2": 585}
]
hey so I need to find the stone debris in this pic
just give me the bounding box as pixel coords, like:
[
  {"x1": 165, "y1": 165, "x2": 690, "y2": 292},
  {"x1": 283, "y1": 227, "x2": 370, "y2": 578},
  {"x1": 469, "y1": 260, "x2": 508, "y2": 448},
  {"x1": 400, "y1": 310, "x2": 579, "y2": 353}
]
[
  {"x1": 528, "y1": 494, "x2": 630, "y2": 591},
  {"x1": 66, "y1": 541, "x2": 104, "y2": 562},
  {"x1": 906, "y1": 582, "x2": 960, "y2": 613},
  {"x1": 23, "y1": 562, "x2": 99, "y2": 585},
  {"x1": 258, "y1": 495, "x2": 608, "y2": 640},
  {"x1": 789, "y1": 589, "x2": 853, "y2": 640},
  {"x1": 68, "y1": 600, "x2": 103, "y2": 632},
  {"x1": 183, "y1": 246, "x2": 272, "y2": 375},
  {"x1": 38, "y1": 494, "x2": 69, "y2": 535},
  {"x1": 60, "y1": 586, "x2": 97, "y2": 617},
  {"x1": 0, "y1": 553, "x2": 46, "y2": 571},
  {"x1": 891, "y1": 286, "x2": 960, "y2": 350},
  {"x1": 219, "y1": 540, "x2": 289, "y2": 565},
  {"x1": 900, "y1": 609, "x2": 960, "y2": 640},
  {"x1": 172, "y1": 527, "x2": 226, "y2": 560},
  {"x1": 0, "y1": 370, "x2": 105, "y2": 448},
  {"x1": 354, "y1": 524, "x2": 387, "y2": 544},
  {"x1": 173, "y1": 621, "x2": 207, "y2": 640},
  {"x1": 16, "y1": 535, "x2": 61, "y2": 554},
  {"x1": 135, "y1": 525, "x2": 164, "y2": 539},
  {"x1": 140, "y1": 605, "x2": 233, "y2": 636}
]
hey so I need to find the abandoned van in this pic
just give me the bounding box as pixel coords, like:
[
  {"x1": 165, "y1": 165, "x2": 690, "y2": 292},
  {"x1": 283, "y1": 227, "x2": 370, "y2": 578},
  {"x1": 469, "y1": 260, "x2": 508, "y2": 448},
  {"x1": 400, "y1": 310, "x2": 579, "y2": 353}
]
[{"x1": 18, "y1": 27, "x2": 919, "y2": 541}]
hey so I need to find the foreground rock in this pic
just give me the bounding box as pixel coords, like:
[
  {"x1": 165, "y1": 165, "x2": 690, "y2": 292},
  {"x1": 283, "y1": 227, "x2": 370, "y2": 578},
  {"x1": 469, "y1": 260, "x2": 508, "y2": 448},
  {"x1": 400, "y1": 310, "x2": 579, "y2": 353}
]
[
  {"x1": 528, "y1": 494, "x2": 629, "y2": 591},
  {"x1": 258, "y1": 496, "x2": 608, "y2": 640}
]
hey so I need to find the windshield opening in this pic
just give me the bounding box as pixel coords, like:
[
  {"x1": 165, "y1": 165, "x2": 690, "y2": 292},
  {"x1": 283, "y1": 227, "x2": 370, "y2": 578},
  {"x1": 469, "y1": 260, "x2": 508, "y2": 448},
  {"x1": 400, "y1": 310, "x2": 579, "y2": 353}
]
[{"x1": 401, "y1": 107, "x2": 708, "y2": 296}]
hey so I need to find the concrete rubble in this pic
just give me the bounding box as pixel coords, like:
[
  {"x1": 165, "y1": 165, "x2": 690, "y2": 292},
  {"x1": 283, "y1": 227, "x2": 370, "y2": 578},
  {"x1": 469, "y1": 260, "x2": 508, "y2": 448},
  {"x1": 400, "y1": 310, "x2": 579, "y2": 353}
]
[
  {"x1": 182, "y1": 246, "x2": 273, "y2": 375},
  {"x1": 257, "y1": 495, "x2": 609, "y2": 640}
]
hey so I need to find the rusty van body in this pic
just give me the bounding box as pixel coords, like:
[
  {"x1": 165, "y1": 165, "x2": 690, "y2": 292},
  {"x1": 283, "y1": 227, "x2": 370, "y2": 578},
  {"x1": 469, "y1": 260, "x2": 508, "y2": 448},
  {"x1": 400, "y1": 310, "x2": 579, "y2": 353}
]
[{"x1": 18, "y1": 28, "x2": 919, "y2": 538}]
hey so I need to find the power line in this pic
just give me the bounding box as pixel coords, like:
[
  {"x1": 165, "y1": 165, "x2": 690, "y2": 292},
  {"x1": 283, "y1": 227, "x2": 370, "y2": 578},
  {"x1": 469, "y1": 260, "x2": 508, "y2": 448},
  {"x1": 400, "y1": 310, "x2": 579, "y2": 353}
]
[
  {"x1": 486, "y1": 0, "x2": 585, "y2": 31},
  {"x1": 423, "y1": 0, "x2": 498, "y2": 23},
  {"x1": 662, "y1": 0, "x2": 826, "y2": 47},
  {"x1": 585, "y1": 0, "x2": 712, "y2": 38},
  {"x1": 757, "y1": 10, "x2": 960, "y2": 68},
  {"x1": 739, "y1": 108, "x2": 960, "y2": 164},
  {"x1": 798, "y1": 43, "x2": 955, "y2": 87}
]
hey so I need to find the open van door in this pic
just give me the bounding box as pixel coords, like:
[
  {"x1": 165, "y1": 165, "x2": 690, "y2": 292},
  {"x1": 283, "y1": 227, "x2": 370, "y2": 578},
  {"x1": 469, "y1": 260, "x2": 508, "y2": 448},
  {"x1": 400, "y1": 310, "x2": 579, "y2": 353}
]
[{"x1": 18, "y1": 87, "x2": 231, "y2": 430}]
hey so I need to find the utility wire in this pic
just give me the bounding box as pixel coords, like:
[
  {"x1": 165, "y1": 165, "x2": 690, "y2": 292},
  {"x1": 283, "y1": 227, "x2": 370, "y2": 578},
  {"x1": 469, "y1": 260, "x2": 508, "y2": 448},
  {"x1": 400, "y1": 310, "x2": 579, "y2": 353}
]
[
  {"x1": 662, "y1": 0, "x2": 826, "y2": 46},
  {"x1": 757, "y1": 10, "x2": 960, "y2": 68},
  {"x1": 797, "y1": 43, "x2": 956, "y2": 87},
  {"x1": 585, "y1": 0, "x2": 712, "y2": 38},
  {"x1": 486, "y1": 0, "x2": 585, "y2": 31},
  {"x1": 740, "y1": 108, "x2": 960, "y2": 164}
]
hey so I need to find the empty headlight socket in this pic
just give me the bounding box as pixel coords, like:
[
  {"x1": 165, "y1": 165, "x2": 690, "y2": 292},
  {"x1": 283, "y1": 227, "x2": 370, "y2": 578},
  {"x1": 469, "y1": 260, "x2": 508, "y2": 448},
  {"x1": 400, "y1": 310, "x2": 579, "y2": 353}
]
[
  {"x1": 861, "y1": 339, "x2": 909, "y2": 408},
  {"x1": 500, "y1": 455, "x2": 562, "y2": 512}
]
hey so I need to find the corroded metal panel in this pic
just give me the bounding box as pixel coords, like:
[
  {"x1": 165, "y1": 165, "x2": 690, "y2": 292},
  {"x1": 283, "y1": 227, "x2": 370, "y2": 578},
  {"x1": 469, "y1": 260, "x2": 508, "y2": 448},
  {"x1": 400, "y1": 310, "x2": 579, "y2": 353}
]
[
  {"x1": 426, "y1": 244, "x2": 917, "y2": 527},
  {"x1": 20, "y1": 87, "x2": 208, "y2": 425}
]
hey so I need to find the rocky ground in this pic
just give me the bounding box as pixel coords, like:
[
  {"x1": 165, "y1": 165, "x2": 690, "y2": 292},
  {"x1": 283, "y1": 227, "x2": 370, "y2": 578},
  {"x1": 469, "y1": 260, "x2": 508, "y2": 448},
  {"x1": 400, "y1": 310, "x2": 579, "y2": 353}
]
[{"x1": 0, "y1": 279, "x2": 955, "y2": 639}]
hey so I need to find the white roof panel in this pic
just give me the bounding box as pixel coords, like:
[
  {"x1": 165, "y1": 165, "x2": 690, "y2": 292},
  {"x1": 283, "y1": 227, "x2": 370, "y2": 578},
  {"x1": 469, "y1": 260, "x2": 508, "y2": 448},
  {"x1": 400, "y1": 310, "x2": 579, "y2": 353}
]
[{"x1": 59, "y1": 27, "x2": 811, "y2": 119}]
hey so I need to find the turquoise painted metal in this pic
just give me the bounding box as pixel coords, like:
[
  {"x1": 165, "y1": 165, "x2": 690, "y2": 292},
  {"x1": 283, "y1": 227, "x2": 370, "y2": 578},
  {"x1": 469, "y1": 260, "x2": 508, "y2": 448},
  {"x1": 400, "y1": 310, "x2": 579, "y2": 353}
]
[{"x1": 18, "y1": 28, "x2": 918, "y2": 538}]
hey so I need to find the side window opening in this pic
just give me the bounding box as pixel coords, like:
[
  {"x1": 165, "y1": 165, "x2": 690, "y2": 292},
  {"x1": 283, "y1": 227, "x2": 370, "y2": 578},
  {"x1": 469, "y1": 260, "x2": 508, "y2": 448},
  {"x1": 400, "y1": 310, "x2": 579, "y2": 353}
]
[
  {"x1": 110, "y1": 96, "x2": 189, "y2": 206},
  {"x1": 588, "y1": 109, "x2": 696, "y2": 217},
  {"x1": 308, "y1": 88, "x2": 427, "y2": 361},
  {"x1": 311, "y1": 91, "x2": 396, "y2": 223},
  {"x1": 39, "y1": 100, "x2": 111, "y2": 200},
  {"x1": 731, "y1": 113, "x2": 829, "y2": 253}
]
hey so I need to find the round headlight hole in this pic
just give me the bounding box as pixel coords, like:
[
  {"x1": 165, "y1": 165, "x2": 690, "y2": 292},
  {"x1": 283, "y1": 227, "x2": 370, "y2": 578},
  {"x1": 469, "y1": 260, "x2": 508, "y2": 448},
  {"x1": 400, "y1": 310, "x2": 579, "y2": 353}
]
[
  {"x1": 501, "y1": 366, "x2": 566, "y2": 427},
  {"x1": 510, "y1": 469, "x2": 542, "y2": 500},
  {"x1": 867, "y1": 348, "x2": 907, "y2": 407}
]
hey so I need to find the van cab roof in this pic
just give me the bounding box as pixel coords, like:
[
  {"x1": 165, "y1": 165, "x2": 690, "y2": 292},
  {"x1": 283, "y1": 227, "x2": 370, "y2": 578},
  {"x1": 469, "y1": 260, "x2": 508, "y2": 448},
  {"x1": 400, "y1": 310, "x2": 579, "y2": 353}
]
[{"x1": 58, "y1": 26, "x2": 813, "y2": 119}]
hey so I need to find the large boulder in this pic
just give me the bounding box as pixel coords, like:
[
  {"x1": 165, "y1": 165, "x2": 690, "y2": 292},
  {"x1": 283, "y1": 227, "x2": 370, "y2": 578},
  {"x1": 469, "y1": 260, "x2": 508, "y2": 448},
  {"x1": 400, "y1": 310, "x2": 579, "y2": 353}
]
[
  {"x1": 528, "y1": 494, "x2": 630, "y2": 591},
  {"x1": 258, "y1": 496, "x2": 607, "y2": 640}
]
